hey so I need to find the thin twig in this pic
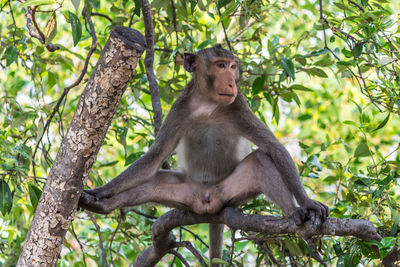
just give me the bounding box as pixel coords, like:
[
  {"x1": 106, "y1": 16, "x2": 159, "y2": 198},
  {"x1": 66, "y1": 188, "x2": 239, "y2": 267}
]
[
  {"x1": 229, "y1": 228, "x2": 235, "y2": 265},
  {"x1": 71, "y1": 223, "x2": 87, "y2": 267},
  {"x1": 181, "y1": 226, "x2": 209, "y2": 248},
  {"x1": 170, "y1": 0, "x2": 179, "y2": 45},
  {"x1": 142, "y1": 0, "x2": 163, "y2": 136},
  {"x1": 318, "y1": 0, "x2": 328, "y2": 49},
  {"x1": 348, "y1": 0, "x2": 364, "y2": 12},
  {"x1": 168, "y1": 249, "x2": 190, "y2": 267},
  {"x1": 109, "y1": 212, "x2": 123, "y2": 266},
  {"x1": 218, "y1": 8, "x2": 233, "y2": 51},
  {"x1": 173, "y1": 241, "x2": 206, "y2": 267},
  {"x1": 258, "y1": 242, "x2": 280, "y2": 266},
  {"x1": 92, "y1": 12, "x2": 112, "y2": 22},
  {"x1": 31, "y1": 7, "x2": 46, "y2": 42},
  {"x1": 88, "y1": 213, "x2": 109, "y2": 267},
  {"x1": 8, "y1": 1, "x2": 17, "y2": 47}
]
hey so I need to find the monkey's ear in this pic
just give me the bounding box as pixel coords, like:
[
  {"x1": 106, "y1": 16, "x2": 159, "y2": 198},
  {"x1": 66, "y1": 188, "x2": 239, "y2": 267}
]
[{"x1": 183, "y1": 53, "x2": 197, "y2": 73}]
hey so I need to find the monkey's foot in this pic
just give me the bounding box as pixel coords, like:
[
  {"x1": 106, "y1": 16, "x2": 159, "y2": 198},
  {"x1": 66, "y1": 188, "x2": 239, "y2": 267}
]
[
  {"x1": 291, "y1": 199, "x2": 329, "y2": 227},
  {"x1": 83, "y1": 187, "x2": 113, "y2": 201},
  {"x1": 78, "y1": 191, "x2": 111, "y2": 214}
]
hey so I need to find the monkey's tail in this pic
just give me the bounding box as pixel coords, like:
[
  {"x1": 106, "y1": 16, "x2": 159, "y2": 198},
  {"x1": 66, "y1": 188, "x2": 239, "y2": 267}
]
[{"x1": 209, "y1": 223, "x2": 224, "y2": 267}]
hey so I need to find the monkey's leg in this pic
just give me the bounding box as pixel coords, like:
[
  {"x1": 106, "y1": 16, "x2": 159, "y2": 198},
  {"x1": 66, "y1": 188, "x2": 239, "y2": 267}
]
[
  {"x1": 203, "y1": 149, "x2": 298, "y2": 215},
  {"x1": 205, "y1": 149, "x2": 322, "y2": 225},
  {"x1": 79, "y1": 170, "x2": 210, "y2": 214}
]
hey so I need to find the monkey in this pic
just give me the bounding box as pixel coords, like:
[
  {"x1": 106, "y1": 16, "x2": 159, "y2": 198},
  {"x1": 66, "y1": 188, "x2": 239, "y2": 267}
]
[{"x1": 79, "y1": 44, "x2": 329, "y2": 266}]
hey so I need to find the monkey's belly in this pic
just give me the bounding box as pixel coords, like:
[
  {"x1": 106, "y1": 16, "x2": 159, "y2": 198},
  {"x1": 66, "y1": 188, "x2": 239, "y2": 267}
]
[{"x1": 176, "y1": 132, "x2": 251, "y2": 185}]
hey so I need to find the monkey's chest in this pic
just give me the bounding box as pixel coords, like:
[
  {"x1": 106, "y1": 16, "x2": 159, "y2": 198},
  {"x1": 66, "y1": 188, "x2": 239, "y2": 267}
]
[{"x1": 176, "y1": 126, "x2": 250, "y2": 185}]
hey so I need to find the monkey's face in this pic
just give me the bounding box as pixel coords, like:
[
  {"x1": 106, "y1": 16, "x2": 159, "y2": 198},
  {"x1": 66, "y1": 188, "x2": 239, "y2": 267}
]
[{"x1": 206, "y1": 57, "x2": 239, "y2": 105}]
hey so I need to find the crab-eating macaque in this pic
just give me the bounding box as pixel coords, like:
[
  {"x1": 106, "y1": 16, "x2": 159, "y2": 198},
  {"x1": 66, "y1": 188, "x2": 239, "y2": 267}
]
[{"x1": 79, "y1": 45, "x2": 329, "y2": 266}]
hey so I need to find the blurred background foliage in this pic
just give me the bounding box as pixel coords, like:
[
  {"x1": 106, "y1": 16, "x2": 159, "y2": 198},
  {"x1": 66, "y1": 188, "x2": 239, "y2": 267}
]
[{"x1": 0, "y1": 0, "x2": 400, "y2": 265}]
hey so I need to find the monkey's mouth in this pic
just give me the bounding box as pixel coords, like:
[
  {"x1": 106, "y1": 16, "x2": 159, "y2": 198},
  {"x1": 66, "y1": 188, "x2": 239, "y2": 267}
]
[{"x1": 218, "y1": 93, "x2": 235, "y2": 98}]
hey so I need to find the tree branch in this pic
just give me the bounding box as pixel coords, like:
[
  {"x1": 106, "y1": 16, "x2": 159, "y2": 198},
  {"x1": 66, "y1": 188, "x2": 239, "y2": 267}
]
[
  {"x1": 133, "y1": 208, "x2": 400, "y2": 267},
  {"x1": 22, "y1": 2, "x2": 59, "y2": 52},
  {"x1": 142, "y1": 0, "x2": 163, "y2": 136},
  {"x1": 18, "y1": 26, "x2": 145, "y2": 266}
]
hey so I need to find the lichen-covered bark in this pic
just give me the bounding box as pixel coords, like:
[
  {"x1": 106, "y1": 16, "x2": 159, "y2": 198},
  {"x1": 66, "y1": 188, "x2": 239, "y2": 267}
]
[{"x1": 17, "y1": 26, "x2": 145, "y2": 267}]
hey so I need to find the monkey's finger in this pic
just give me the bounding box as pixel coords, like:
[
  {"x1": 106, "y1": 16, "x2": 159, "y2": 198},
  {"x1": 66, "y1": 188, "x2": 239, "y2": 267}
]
[
  {"x1": 310, "y1": 211, "x2": 316, "y2": 226},
  {"x1": 293, "y1": 213, "x2": 303, "y2": 226},
  {"x1": 324, "y1": 204, "x2": 330, "y2": 220},
  {"x1": 292, "y1": 208, "x2": 307, "y2": 226},
  {"x1": 318, "y1": 202, "x2": 329, "y2": 221},
  {"x1": 313, "y1": 216, "x2": 321, "y2": 228}
]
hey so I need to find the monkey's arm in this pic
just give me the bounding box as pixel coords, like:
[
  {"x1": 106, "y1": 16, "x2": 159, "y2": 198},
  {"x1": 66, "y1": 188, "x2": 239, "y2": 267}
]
[
  {"x1": 84, "y1": 102, "x2": 187, "y2": 200},
  {"x1": 232, "y1": 95, "x2": 329, "y2": 222}
]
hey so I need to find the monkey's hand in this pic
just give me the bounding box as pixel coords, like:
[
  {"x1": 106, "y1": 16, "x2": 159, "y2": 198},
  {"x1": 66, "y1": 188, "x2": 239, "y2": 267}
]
[{"x1": 292, "y1": 199, "x2": 329, "y2": 227}]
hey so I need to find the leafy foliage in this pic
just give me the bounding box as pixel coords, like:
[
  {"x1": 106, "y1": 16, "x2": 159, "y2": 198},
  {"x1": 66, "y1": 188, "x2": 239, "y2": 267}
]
[{"x1": 0, "y1": 0, "x2": 399, "y2": 266}]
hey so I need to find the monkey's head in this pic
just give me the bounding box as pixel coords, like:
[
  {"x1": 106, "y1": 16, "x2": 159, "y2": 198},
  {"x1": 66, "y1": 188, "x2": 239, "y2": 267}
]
[{"x1": 184, "y1": 45, "x2": 240, "y2": 105}]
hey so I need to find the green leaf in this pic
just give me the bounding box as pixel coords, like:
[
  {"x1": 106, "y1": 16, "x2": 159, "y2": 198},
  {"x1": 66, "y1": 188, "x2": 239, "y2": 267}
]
[
  {"x1": 308, "y1": 67, "x2": 328, "y2": 78},
  {"x1": 310, "y1": 48, "x2": 329, "y2": 57},
  {"x1": 281, "y1": 58, "x2": 295, "y2": 80},
  {"x1": 333, "y1": 2, "x2": 353, "y2": 12},
  {"x1": 71, "y1": 0, "x2": 80, "y2": 11},
  {"x1": 372, "y1": 113, "x2": 390, "y2": 132},
  {"x1": 211, "y1": 258, "x2": 230, "y2": 265},
  {"x1": 289, "y1": 84, "x2": 313, "y2": 91},
  {"x1": 4, "y1": 46, "x2": 18, "y2": 66},
  {"x1": 217, "y1": 0, "x2": 231, "y2": 9},
  {"x1": 310, "y1": 155, "x2": 322, "y2": 171},
  {"x1": 252, "y1": 75, "x2": 265, "y2": 95},
  {"x1": 134, "y1": 0, "x2": 142, "y2": 16},
  {"x1": 0, "y1": 180, "x2": 12, "y2": 215},
  {"x1": 88, "y1": 0, "x2": 100, "y2": 9},
  {"x1": 337, "y1": 60, "x2": 353, "y2": 66},
  {"x1": 298, "y1": 114, "x2": 312, "y2": 121},
  {"x1": 378, "y1": 237, "x2": 396, "y2": 259},
  {"x1": 390, "y1": 211, "x2": 399, "y2": 236},
  {"x1": 284, "y1": 239, "x2": 303, "y2": 256},
  {"x1": 44, "y1": 12, "x2": 57, "y2": 44},
  {"x1": 354, "y1": 43, "x2": 363, "y2": 58},
  {"x1": 29, "y1": 184, "x2": 42, "y2": 211},
  {"x1": 388, "y1": 161, "x2": 400, "y2": 171},
  {"x1": 197, "y1": 40, "x2": 213, "y2": 50},
  {"x1": 354, "y1": 142, "x2": 371, "y2": 157},
  {"x1": 47, "y1": 71, "x2": 57, "y2": 88},
  {"x1": 295, "y1": 56, "x2": 306, "y2": 66},
  {"x1": 125, "y1": 152, "x2": 144, "y2": 166},
  {"x1": 20, "y1": 0, "x2": 54, "y2": 8},
  {"x1": 68, "y1": 12, "x2": 82, "y2": 46}
]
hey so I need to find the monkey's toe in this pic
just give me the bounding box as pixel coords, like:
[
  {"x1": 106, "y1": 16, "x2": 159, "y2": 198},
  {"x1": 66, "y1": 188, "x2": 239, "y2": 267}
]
[{"x1": 291, "y1": 207, "x2": 308, "y2": 226}]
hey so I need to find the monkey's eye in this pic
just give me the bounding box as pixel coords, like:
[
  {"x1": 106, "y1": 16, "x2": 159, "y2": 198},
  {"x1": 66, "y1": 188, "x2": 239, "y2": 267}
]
[
  {"x1": 231, "y1": 64, "x2": 237, "y2": 69},
  {"x1": 216, "y1": 62, "x2": 227, "y2": 68}
]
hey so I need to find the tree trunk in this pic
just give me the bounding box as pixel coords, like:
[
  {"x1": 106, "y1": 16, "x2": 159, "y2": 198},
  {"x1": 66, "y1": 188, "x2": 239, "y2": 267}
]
[{"x1": 17, "y1": 26, "x2": 145, "y2": 266}]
